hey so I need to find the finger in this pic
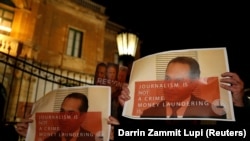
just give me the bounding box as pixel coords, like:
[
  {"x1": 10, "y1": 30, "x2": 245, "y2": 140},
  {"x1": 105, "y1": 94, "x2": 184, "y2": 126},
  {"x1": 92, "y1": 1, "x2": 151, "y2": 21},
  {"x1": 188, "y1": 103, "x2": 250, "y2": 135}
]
[
  {"x1": 221, "y1": 72, "x2": 234, "y2": 77},
  {"x1": 221, "y1": 72, "x2": 243, "y2": 84},
  {"x1": 120, "y1": 91, "x2": 129, "y2": 100},
  {"x1": 119, "y1": 94, "x2": 130, "y2": 101},
  {"x1": 106, "y1": 116, "x2": 120, "y2": 125},
  {"x1": 220, "y1": 78, "x2": 236, "y2": 85},
  {"x1": 25, "y1": 114, "x2": 33, "y2": 118}
]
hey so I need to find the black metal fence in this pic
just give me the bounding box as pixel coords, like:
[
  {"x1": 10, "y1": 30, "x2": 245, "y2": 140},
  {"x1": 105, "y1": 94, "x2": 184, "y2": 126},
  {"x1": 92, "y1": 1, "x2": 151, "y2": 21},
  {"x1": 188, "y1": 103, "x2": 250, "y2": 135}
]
[{"x1": 0, "y1": 51, "x2": 94, "y2": 123}]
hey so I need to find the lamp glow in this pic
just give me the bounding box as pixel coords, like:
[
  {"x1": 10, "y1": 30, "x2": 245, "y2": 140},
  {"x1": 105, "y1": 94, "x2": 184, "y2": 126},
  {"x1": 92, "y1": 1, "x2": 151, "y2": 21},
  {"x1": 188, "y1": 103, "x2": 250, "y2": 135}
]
[
  {"x1": 0, "y1": 25, "x2": 12, "y2": 32},
  {"x1": 116, "y1": 32, "x2": 138, "y2": 57}
]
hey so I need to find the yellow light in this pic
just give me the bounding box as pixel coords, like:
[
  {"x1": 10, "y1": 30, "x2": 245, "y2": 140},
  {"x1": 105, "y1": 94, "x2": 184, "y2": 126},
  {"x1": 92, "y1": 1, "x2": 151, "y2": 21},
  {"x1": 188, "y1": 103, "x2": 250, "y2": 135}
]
[
  {"x1": 0, "y1": 34, "x2": 18, "y2": 55},
  {"x1": 116, "y1": 32, "x2": 138, "y2": 57},
  {"x1": 0, "y1": 25, "x2": 12, "y2": 32}
]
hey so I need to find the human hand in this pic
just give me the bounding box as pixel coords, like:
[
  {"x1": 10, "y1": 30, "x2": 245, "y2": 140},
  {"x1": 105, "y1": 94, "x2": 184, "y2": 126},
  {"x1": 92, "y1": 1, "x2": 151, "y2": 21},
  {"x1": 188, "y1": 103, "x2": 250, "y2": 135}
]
[
  {"x1": 220, "y1": 72, "x2": 244, "y2": 107},
  {"x1": 118, "y1": 83, "x2": 131, "y2": 107},
  {"x1": 15, "y1": 114, "x2": 33, "y2": 137},
  {"x1": 107, "y1": 116, "x2": 120, "y2": 125}
]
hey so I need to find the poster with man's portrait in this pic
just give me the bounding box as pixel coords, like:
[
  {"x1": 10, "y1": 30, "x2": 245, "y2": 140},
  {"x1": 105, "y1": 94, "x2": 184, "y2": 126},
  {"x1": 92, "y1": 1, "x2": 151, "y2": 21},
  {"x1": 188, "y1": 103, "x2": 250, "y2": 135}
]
[
  {"x1": 94, "y1": 62, "x2": 129, "y2": 117},
  {"x1": 25, "y1": 86, "x2": 111, "y2": 141},
  {"x1": 94, "y1": 62, "x2": 128, "y2": 89},
  {"x1": 123, "y1": 47, "x2": 234, "y2": 122}
]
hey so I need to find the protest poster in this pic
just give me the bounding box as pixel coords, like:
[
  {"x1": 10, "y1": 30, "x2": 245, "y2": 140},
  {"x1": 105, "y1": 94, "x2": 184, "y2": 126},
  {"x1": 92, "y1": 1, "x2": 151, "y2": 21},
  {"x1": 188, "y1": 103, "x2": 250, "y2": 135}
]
[
  {"x1": 25, "y1": 86, "x2": 111, "y2": 141},
  {"x1": 94, "y1": 62, "x2": 129, "y2": 118},
  {"x1": 122, "y1": 47, "x2": 234, "y2": 121},
  {"x1": 93, "y1": 62, "x2": 130, "y2": 140}
]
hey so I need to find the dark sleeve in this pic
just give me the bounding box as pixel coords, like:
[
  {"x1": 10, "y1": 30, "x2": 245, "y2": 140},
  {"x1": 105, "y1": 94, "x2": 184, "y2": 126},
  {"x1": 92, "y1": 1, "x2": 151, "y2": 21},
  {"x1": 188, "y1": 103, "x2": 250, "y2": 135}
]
[
  {"x1": 233, "y1": 106, "x2": 249, "y2": 124},
  {"x1": 217, "y1": 95, "x2": 250, "y2": 126},
  {"x1": 233, "y1": 95, "x2": 250, "y2": 125},
  {"x1": 0, "y1": 124, "x2": 19, "y2": 141}
]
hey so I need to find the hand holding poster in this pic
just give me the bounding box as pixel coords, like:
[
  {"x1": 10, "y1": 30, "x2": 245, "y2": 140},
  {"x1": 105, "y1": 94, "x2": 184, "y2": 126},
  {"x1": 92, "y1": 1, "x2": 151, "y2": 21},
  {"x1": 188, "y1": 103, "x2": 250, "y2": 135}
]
[
  {"x1": 122, "y1": 47, "x2": 234, "y2": 121},
  {"x1": 25, "y1": 86, "x2": 111, "y2": 141}
]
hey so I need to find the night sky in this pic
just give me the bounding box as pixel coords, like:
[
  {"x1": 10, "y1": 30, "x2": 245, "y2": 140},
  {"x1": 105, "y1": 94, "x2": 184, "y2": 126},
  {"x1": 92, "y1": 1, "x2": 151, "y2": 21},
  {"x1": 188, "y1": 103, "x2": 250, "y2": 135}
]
[{"x1": 93, "y1": 1, "x2": 250, "y2": 88}]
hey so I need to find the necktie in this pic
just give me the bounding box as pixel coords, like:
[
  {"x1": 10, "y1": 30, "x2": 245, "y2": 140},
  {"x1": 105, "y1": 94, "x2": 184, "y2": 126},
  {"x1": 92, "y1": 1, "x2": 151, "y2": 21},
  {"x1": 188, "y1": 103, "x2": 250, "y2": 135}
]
[{"x1": 170, "y1": 105, "x2": 181, "y2": 118}]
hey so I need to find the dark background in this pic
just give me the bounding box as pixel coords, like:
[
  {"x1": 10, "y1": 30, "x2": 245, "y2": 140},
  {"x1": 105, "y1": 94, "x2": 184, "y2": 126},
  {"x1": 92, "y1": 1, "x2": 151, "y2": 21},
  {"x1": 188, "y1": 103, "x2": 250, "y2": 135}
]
[{"x1": 93, "y1": 1, "x2": 250, "y2": 88}]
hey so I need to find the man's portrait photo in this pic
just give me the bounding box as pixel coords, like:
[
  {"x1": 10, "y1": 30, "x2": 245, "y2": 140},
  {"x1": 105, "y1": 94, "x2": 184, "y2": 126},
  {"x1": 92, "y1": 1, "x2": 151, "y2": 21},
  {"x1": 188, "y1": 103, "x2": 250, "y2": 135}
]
[
  {"x1": 140, "y1": 56, "x2": 226, "y2": 119},
  {"x1": 43, "y1": 93, "x2": 96, "y2": 141},
  {"x1": 26, "y1": 86, "x2": 110, "y2": 141},
  {"x1": 124, "y1": 48, "x2": 234, "y2": 121}
]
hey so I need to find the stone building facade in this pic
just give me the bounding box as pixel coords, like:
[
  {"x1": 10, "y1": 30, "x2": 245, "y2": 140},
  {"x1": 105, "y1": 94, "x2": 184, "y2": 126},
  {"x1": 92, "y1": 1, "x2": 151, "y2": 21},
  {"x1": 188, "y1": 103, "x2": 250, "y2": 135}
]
[
  {"x1": 1, "y1": 0, "x2": 129, "y2": 74},
  {"x1": 0, "y1": 0, "x2": 140, "y2": 122}
]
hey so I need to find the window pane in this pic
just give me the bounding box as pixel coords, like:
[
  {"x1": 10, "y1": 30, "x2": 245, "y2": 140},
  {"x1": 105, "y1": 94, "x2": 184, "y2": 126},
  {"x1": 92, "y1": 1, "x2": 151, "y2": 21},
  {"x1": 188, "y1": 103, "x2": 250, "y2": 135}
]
[
  {"x1": 66, "y1": 28, "x2": 83, "y2": 58},
  {"x1": 2, "y1": 20, "x2": 11, "y2": 27},
  {"x1": 66, "y1": 30, "x2": 74, "y2": 56},
  {"x1": 3, "y1": 11, "x2": 14, "y2": 20},
  {"x1": 73, "y1": 42, "x2": 79, "y2": 57},
  {"x1": 0, "y1": 8, "x2": 14, "y2": 34},
  {"x1": 73, "y1": 32, "x2": 81, "y2": 57}
]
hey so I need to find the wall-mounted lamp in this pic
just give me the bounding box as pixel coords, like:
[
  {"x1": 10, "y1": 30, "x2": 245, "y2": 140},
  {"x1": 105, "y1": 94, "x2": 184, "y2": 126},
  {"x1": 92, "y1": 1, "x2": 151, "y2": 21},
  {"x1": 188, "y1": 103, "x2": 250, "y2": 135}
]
[
  {"x1": 116, "y1": 32, "x2": 139, "y2": 82},
  {"x1": 116, "y1": 32, "x2": 139, "y2": 57}
]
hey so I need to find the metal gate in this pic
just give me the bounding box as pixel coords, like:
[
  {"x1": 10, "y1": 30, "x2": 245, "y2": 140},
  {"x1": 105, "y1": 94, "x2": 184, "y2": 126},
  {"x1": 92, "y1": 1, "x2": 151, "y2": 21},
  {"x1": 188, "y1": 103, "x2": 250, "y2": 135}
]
[{"x1": 0, "y1": 51, "x2": 94, "y2": 123}]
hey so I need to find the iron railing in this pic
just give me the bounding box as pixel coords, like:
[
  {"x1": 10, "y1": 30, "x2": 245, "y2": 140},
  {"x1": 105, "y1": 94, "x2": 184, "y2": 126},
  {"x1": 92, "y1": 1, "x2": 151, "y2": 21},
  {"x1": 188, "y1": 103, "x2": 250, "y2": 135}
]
[{"x1": 0, "y1": 51, "x2": 94, "y2": 123}]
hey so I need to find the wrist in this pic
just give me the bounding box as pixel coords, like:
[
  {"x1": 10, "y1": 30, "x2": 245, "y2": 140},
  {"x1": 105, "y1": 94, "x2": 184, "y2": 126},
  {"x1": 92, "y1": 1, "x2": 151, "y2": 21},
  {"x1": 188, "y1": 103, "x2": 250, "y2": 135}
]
[{"x1": 233, "y1": 100, "x2": 244, "y2": 107}]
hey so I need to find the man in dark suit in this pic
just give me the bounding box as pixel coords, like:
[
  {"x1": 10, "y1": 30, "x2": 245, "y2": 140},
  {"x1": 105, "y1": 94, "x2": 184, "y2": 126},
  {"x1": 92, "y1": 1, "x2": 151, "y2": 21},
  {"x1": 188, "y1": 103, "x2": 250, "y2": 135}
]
[
  {"x1": 141, "y1": 56, "x2": 226, "y2": 119},
  {"x1": 44, "y1": 93, "x2": 95, "y2": 141}
]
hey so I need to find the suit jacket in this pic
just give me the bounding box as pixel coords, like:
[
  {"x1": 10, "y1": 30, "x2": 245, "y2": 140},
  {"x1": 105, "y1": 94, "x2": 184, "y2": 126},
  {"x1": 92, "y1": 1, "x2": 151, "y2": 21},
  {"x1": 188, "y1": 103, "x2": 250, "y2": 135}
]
[
  {"x1": 141, "y1": 95, "x2": 226, "y2": 119},
  {"x1": 44, "y1": 127, "x2": 95, "y2": 141}
]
